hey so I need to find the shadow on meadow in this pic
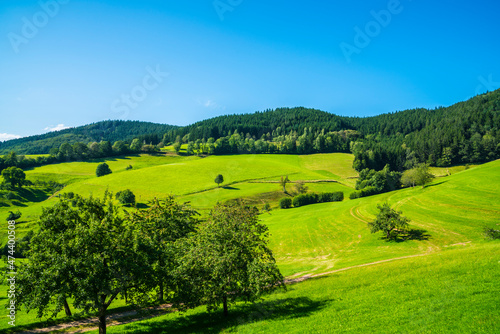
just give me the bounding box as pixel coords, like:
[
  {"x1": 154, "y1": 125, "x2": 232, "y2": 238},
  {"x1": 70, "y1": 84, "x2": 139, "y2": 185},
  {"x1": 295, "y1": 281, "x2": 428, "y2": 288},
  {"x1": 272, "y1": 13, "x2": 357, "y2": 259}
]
[
  {"x1": 222, "y1": 186, "x2": 240, "y2": 190},
  {"x1": 118, "y1": 297, "x2": 329, "y2": 334},
  {"x1": 381, "y1": 229, "x2": 431, "y2": 243}
]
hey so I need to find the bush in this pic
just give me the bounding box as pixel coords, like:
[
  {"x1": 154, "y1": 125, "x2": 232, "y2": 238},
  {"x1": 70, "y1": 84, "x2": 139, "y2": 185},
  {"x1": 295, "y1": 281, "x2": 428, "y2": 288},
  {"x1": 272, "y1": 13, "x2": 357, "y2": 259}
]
[
  {"x1": 292, "y1": 193, "x2": 318, "y2": 208},
  {"x1": 125, "y1": 165, "x2": 133, "y2": 170},
  {"x1": 349, "y1": 186, "x2": 379, "y2": 200},
  {"x1": 279, "y1": 197, "x2": 292, "y2": 209},
  {"x1": 263, "y1": 203, "x2": 271, "y2": 212},
  {"x1": 96, "y1": 163, "x2": 112, "y2": 177},
  {"x1": 116, "y1": 189, "x2": 136, "y2": 207},
  {"x1": 318, "y1": 192, "x2": 344, "y2": 203},
  {"x1": 6, "y1": 210, "x2": 22, "y2": 221},
  {"x1": 484, "y1": 227, "x2": 500, "y2": 240}
]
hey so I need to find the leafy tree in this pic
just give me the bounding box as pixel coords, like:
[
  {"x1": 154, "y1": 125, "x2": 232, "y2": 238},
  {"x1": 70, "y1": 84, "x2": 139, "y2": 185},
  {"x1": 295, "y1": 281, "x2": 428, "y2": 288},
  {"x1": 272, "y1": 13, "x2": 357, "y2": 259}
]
[
  {"x1": 279, "y1": 197, "x2": 292, "y2": 209},
  {"x1": 96, "y1": 163, "x2": 112, "y2": 177},
  {"x1": 115, "y1": 189, "x2": 136, "y2": 207},
  {"x1": 16, "y1": 194, "x2": 149, "y2": 334},
  {"x1": 173, "y1": 141, "x2": 182, "y2": 154},
  {"x1": 368, "y1": 203, "x2": 410, "y2": 240},
  {"x1": 483, "y1": 226, "x2": 500, "y2": 240},
  {"x1": 402, "y1": 164, "x2": 434, "y2": 188},
  {"x1": 179, "y1": 203, "x2": 285, "y2": 316},
  {"x1": 6, "y1": 210, "x2": 22, "y2": 221},
  {"x1": 99, "y1": 141, "x2": 113, "y2": 157},
  {"x1": 130, "y1": 138, "x2": 142, "y2": 152},
  {"x1": 129, "y1": 196, "x2": 198, "y2": 302},
  {"x1": 112, "y1": 140, "x2": 128, "y2": 155},
  {"x1": 294, "y1": 180, "x2": 308, "y2": 194},
  {"x1": 279, "y1": 175, "x2": 290, "y2": 193},
  {"x1": 214, "y1": 174, "x2": 224, "y2": 187},
  {"x1": 2, "y1": 166, "x2": 26, "y2": 188}
]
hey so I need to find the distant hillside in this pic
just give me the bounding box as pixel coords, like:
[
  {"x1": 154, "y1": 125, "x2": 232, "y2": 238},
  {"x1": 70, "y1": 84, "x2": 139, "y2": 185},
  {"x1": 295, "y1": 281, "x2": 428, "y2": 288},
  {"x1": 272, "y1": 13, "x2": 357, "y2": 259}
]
[
  {"x1": 0, "y1": 120, "x2": 178, "y2": 155},
  {"x1": 1, "y1": 89, "x2": 499, "y2": 167},
  {"x1": 178, "y1": 107, "x2": 353, "y2": 140}
]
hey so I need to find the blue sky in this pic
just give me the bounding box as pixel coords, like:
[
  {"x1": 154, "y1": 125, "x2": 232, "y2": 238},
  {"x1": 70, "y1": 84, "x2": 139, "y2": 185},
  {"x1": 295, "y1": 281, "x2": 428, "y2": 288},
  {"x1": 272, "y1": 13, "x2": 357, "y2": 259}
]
[{"x1": 1, "y1": 0, "x2": 500, "y2": 140}]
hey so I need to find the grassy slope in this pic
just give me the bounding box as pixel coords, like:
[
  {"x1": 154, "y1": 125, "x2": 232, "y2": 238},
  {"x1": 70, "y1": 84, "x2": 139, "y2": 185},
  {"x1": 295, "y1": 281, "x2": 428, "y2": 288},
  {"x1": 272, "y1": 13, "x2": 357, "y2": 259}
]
[
  {"x1": 1, "y1": 155, "x2": 499, "y2": 333},
  {"x1": 88, "y1": 243, "x2": 500, "y2": 334},
  {"x1": 263, "y1": 160, "x2": 500, "y2": 277}
]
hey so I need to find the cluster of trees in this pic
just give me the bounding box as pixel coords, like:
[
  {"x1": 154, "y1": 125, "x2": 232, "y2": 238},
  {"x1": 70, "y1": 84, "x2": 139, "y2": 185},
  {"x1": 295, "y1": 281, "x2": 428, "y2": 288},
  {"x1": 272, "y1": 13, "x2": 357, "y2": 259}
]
[
  {"x1": 279, "y1": 192, "x2": 344, "y2": 209},
  {"x1": 350, "y1": 163, "x2": 435, "y2": 199},
  {"x1": 175, "y1": 128, "x2": 358, "y2": 156},
  {"x1": 16, "y1": 194, "x2": 285, "y2": 333},
  {"x1": 350, "y1": 165, "x2": 402, "y2": 199}
]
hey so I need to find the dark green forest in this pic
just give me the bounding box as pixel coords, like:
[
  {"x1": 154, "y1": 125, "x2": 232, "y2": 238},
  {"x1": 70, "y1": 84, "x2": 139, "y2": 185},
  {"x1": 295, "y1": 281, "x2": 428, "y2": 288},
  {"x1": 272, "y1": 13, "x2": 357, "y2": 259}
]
[
  {"x1": 1, "y1": 89, "x2": 499, "y2": 174},
  {"x1": 0, "y1": 120, "x2": 178, "y2": 155}
]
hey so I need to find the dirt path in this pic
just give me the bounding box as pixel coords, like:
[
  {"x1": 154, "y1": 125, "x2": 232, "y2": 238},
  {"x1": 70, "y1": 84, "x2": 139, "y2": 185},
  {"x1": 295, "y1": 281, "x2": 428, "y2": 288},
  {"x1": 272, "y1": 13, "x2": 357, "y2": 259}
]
[
  {"x1": 349, "y1": 206, "x2": 370, "y2": 224},
  {"x1": 285, "y1": 253, "x2": 429, "y2": 284}
]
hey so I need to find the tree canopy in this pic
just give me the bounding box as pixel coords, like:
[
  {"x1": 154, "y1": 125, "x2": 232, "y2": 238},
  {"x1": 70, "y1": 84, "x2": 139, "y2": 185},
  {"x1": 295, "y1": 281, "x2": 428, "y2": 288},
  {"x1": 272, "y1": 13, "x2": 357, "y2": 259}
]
[
  {"x1": 16, "y1": 193, "x2": 149, "y2": 334},
  {"x1": 178, "y1": 203, "x2": 285, "y2": 316},
  {"x1": 368, "y1": 203, "x2": 410, "y2": 240}
]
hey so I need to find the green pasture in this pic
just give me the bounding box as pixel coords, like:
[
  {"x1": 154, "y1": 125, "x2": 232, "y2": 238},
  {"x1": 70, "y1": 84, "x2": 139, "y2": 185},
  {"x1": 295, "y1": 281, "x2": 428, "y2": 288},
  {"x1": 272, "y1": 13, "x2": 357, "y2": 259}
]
[
  {"x1": 85, "y1": 243, "x2": 499, "y2": 334},
  {"x1": 1, "y1": 154, "x2": 499, "y2": 333}
]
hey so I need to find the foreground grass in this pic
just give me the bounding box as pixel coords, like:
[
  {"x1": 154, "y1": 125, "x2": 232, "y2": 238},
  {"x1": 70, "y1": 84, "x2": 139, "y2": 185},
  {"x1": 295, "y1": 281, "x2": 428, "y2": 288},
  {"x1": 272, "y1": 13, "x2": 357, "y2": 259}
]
[{"x1": 85, "y1": 243, "x2": 499, "y2": 334}]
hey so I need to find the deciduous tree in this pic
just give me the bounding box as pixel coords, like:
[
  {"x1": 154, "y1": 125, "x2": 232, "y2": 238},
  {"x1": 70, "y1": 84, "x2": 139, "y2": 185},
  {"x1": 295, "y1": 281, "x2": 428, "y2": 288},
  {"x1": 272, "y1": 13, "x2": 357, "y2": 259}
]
[
  {"x1": 179, "y1": 203, "x2": 285, "y2": 316},
  {"x1": 16, "y1": 194, "x2": 149, "y2": 334},
  {"x1": 1, "y1": 166, "x2": 26, "y2": 188},
  {"x1": 368, "y1": 203, "x2": 410, "y2": 240}
]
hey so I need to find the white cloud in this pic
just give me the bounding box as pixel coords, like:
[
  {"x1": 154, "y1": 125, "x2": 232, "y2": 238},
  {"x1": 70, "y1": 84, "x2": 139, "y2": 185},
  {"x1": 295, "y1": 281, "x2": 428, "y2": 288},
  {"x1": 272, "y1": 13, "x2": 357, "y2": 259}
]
[
  {"x1": 0, "y1": 133, "x2": 22, "y2": 142},
  {"x1": 199, "y1": 99, "x2": 226, "y2": 111},
  {"x1": 204, "y1": 100, "x2": 216, "y2": 108},
  {"x1": 44, "y1": 124, "x2": 71, "y2": 132}
]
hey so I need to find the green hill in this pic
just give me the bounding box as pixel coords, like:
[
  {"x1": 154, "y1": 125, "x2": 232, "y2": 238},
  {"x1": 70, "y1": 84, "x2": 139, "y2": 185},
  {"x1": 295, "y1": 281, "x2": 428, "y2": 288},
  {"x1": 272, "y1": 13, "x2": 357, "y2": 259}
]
[
  {"x1": 0, "y1": 154, "x2": 498, "y2": 333},
  {"x1": 0, "y1": 120, "x2": 178, "y2": 155}
]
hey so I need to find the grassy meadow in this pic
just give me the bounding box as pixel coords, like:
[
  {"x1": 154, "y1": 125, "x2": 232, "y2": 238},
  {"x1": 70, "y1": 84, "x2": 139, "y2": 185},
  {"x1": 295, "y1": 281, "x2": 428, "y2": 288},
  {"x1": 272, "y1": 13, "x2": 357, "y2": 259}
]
[{"x1": 1, "y1": 153, "x2": 499, "y2": 333}]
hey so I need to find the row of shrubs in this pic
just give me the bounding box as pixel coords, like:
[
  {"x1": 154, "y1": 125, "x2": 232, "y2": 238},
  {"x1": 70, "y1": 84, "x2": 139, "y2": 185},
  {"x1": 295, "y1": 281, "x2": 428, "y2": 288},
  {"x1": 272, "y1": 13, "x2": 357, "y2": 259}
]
[
  {"x1": 349, "y1": 186, "x2": 379, "y2": 199},
  {"x1": 279, "y1": 192, "x2": 344, "y2": 209}
]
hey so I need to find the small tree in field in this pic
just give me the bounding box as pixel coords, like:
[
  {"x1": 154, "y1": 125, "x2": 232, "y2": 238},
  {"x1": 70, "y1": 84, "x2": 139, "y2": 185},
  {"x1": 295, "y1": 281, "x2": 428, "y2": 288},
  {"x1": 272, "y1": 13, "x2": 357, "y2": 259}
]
[
  {"x1": 2, "y1": 167, "x2": 26, "y2": 188},
  {"x1": 279, "y1": 175, "x2": 290, "y2": 193},
  {"x1": 369, "y1": 203, "x2": 410, "y2": 240},
  {"x1": 294, "y1": 180, "x2": 308, "y2": 194},
  {"x1": 6, "y1": 210, "x2": 22, "y2": 221},
  {"x1": 214, "y1": 174, "x2": 224, "y2": 188},
  {"x1": 116, "y1": 189, "x2": 136, "y2": 207},
  {"x1": 96, "y1": 163, "x2": 112, "y2": 177}
]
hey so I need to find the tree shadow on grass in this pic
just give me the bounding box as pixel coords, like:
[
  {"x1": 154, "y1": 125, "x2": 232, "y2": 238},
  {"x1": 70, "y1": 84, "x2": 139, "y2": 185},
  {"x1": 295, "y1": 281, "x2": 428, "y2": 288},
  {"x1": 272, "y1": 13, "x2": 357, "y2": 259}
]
[
  {"x1": 222, "y1": 186, "x2": 239, "y2": 190},
  {"x1": 380, "y1": 229, "x2": 431, "y2": 243},
  {"x1": 120, "y1": 297, "x2": 329, "y2": 334},
  {"x1": 404, "y1": 229, "x2": 431, "y2": 241}
]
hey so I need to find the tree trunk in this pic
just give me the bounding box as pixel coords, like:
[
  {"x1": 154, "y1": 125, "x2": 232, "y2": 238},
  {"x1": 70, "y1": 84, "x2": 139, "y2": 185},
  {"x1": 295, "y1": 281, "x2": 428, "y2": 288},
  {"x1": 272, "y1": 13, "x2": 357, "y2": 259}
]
[
  {"x1": 158, "y1": 280, "x2": 164, "y2": 303},
  {"x1": 63, "y1": 298, "x2": 72, "y2": 316},
  {"x1": 99, "y1": 294, "x2": 107, "y2": 334},
  {"x1": 99, "y1": 314, "x2": 106, "y2": 334},
  {"x1": 223, "y1": 295, "x2": 228, "y2": 317}
]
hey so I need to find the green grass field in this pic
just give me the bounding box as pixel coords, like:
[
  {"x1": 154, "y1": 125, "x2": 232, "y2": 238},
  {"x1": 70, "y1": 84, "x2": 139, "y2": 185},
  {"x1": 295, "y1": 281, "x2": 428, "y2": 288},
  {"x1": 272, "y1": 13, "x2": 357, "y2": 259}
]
[{"x1": 1, "y1": 154, "x2": 499, "y2": 333}]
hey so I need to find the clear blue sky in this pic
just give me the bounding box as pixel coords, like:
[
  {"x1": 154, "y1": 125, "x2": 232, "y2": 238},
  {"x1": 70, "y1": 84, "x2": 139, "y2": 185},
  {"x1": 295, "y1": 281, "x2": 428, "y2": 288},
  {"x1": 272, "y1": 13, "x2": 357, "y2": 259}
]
[{"x1": 1, "y1": 0, "x2": 500, "y2": 139}]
